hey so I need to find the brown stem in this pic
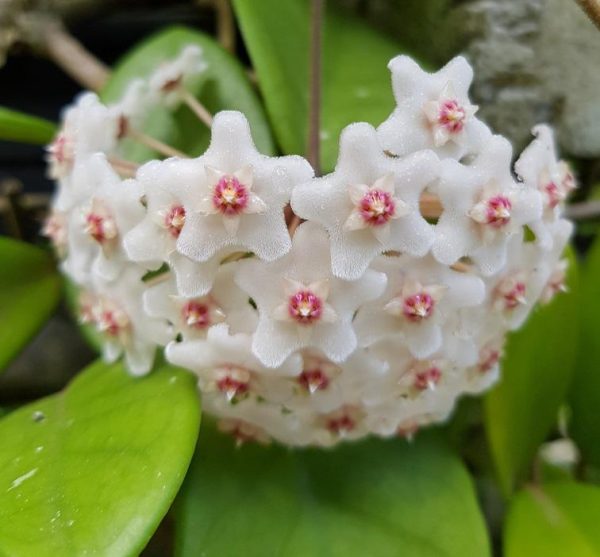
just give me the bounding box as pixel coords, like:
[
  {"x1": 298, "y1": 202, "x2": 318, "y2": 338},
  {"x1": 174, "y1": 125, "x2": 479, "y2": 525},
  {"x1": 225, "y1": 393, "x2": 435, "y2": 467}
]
[
  {"x1": 181, "y1": 89, "x2": 214, "y2": 127},
  {"x1": 564, "y1": 199, "x2": 600, "y2": 219},
  {"x1": 215, "y1": 0, "x2": 236, "y2": 53},
  {"x1": 574, "y1": 0, "x2": 600, "y2": 31},
  {"x1": 127, "y1": 127, "x2": 189, "y2": 159},
  {"x1": 29, "y1": 17, "x2": 110, "y2": 91},
  {"x1": 307, "y1": 0, "x2": 324, "y2": 176}
]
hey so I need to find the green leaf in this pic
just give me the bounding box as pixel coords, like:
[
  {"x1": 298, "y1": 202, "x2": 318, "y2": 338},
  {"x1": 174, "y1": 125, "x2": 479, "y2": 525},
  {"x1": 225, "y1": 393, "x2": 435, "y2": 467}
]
[
  {"x1": 0, "y1": 237, "x2": 62, "y2": 372},
  {"x1": 570, "y1": 238, "x2": 600, "y2": 468},
  {"x1": 101, "y1": 25, "x2": 275, "y2": 161},
  {"x1": 232, "y1": 0, "x2": 406, "y2": 172},
  {"x1": 484, "y1": 251, "x2": 580, "y2": 496},
  {"x1": 175, "y1": 425, "x2": 490, "y2": 557},
  {"x1": 0, "y1": 106, "x2": 56, "y2": 145},
  {"x1": 0, "y1": 359, "x2": 200, "y2": 557},
  {"x1": 505, "y1": 483, "x2": 600, "y2": 557}
]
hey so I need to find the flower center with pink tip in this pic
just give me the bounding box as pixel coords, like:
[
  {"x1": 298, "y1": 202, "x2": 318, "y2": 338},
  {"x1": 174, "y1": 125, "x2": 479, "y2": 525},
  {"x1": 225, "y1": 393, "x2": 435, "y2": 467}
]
[
  {"x1": 543, "y1": 181, "x2": 562, "y2": 209},
  {"x1": 403, "y1": 292, "x2": 435, "y2": 322},
  {"x1": 288, "y1": 290, "x2": 323, "y2": 325},
  {"x1": 413, "y1": 367, "x2": 442, "y2": 391},
  {"x1": 359, "y1": 189, "x2": 396, "y2": 226},
  {"x1": 48, "y1": 133, "x2": 73, "y2": 166},
  {"x1": 212, "y1": 175, "x2": 249, "y2": 215},
  {"x1": 298, "y1": 368, "x2": 330, "y2": 393},
  {"x1": 84, "y1": 212, "x2": 117, "y2": 245},
  {"x1": 165, "y1": 205, "x2": 186, "y2": 238},
  {"x1": 96, "y1": 308, "x2": 130, "y2": 338},
  {"x1": 501, "y1": 281, "x2": 526, "y2": 310},
  {"x1": 181, "y1": 301, "x2": 211, "y2": 330},
  {"x1": 216, "y1": 375, "x2": 250, "y2": 402},
  {"x1": 483, "y1": 195, "x2": 512, "y2": 228},
  {"x1": 438, "y1": 99, "x2": 467, "y2": 133},
  {"x1": 326, "y1": 414, "x2": 356, "y2": 435},
  {"x1": 478, "y1": 348, "x2": 500, "y2": 373}
]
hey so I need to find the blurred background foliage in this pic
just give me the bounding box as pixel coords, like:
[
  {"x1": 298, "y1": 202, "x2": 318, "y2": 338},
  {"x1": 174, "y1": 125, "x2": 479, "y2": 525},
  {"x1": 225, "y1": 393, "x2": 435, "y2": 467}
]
[{"x1": 0, "y1": 0, "x2": 599, "y2": 556}]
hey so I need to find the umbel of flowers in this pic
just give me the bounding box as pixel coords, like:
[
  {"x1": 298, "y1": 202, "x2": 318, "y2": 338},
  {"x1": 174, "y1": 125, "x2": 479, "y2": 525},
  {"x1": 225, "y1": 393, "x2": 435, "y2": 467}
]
[{"x1": 44, "y1": 46, "x2": 574, "y2": 447}]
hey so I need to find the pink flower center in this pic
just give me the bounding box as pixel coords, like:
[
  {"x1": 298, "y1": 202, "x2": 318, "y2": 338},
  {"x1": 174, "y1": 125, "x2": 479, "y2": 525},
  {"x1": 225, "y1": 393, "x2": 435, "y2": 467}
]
[
  {"x1": 48, "y1": 133, "x2": 73, "y2": 166},
  {"x1": 96, "y1": 309, "x2": 129, "y2": 338},
  {"x1": 359, "y1": 189, "x2": 396, "y2": 226},
  {"x1": 438, "y1": 100, "x2": 467, "y2": 133},
  {"x1": 403, "y1": 292, "x2": 435, "y2": 322},
  {"x1": 544, "y1": 181, "x2": 562, "y2": 209},
  {"x1": 298, "y1": 368, "x2": 330, "y2": 393},
  {"x1": 326, "y1": 414, "x2": 356, "y2": 435},
  {"x1": 216, "y1": 375, "x2": 250, "y2": 401},
  {"x1": 165, "y1": 205, "x2": 186, "y2": 238},
  {"x1": 85, "y1": 212, "x2": 117, "y2": 245},
  {"x1": 478, "y1": 349, "x2": 500, "y2": 373},
  {"x1": 288, "y1": 290, "x2": 323, "y2": 325},
  {"x1": 212, "y1": 176, "x2": 249, "y2": 215},
  {"x1": 502, "y1": 282, "x2": 526, "y2": 310},
  {"x1": 43, "y1": 213, "x2": 67, "y2": 251},
  {"x1": 413, "y1": 367, "x2": 442, "y2": 390},
  {"x1": 181, "y1": 301, "x2": 211, "y2": 330},
  {"x1": 484, "y1": 195, "x2": 512, "y2": 228},
  {"x1": 397, "y1": 422, "x2": 419, "y2": 440}
]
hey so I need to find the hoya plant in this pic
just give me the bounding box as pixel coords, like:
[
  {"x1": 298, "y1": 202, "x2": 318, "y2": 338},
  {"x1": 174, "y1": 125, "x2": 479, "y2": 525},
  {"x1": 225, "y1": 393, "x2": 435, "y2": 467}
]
[{"x1": 1, "y1": 0, "x2": 600, "y2": 555}]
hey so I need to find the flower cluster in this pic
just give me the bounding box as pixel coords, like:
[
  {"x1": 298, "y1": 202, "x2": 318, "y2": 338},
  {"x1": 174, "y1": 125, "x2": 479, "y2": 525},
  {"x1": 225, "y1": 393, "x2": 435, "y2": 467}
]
[{"x1": 45, "y1": 49, "x2": 574, "y2": 447}]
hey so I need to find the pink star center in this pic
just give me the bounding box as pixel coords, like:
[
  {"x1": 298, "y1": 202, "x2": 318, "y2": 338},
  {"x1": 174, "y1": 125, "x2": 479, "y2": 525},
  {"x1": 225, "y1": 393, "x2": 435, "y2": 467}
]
[
  {"x1": 438, "y1": 100, "x2": 467, "y2": 133},
  {"x1": 413, "y1": 367, "x2": 442, "y2": 390},
  {"x1": 298, "y1": 368, "x2": 330, "y2": 393},
  {"x1": 212, "y1": 176, "x2": 249, "y2": 215},
  {"x1": 216, "y1": 375, "x2": 250, "y2": 401},
  {"x1": 97, "y1": 309, "x2": 129, "y2": 338},
  {"x1": 288, "y1": 290, "x2": 323, "y2": 325},
  {"x1": 359, "y1": 189, "x2": 396, "y2": 226},
  {"x1": 544, "y1": 181, "x2": 562, "y2": 209},
  {"x1": 181, "y1": 301, "x2": 211, "y2": 330},
  {"x1": 503, "y1": 282, "x2": 526, "y2": 310},
  {"x1": 403, "y1": 292, "x2": 435, "y2": 322},
  {"x1": 327, "y1": 414, "x2": 356, "y2": 435},
  {"x1": 483, "y1": 195, "x2": 512, "y2": 228},
  {"x1": 165, "y1": 205, "x2": 186, "y2": 238},
  {"x1": 85, "y1": 212, "x2": 117, "y2": 245},
  {"x1": 49, "y1": 133, "x2": 73, "y2": 165},
  {"x1": 478, "y1": 349, "x2": 500, "y2": 373}
]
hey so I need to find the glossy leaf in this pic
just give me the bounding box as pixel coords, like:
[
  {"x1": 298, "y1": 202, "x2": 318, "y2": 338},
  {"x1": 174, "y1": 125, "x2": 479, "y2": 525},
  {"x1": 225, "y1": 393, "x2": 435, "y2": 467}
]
[
  {"x1": 505, "y1": 482, "x2": 600, "y2": 557},
  {"x1": 570, "y1": 237, "x2": 600, "y2": 467},
  {"x1": 484, "y1": 251, "x2": 580, "y2": 496},
  {"x1": 101, "y1": 25, "x2": 275, "y2": 161},
  {"x1": 175, "y1": 425, "x2": 490, "y2": 557},
  {"x1": 0, "y1": 237, "x2": 62, "y2": 372},
  {"x1": 232, "y1": 0, "x2": 405, "y2": 171},
  {"x1": 0, "y1": 106, "x2": 56, "y2": 145},
  {"x1": 0, "y1": 359, "x2": 201, "y2": 556}
]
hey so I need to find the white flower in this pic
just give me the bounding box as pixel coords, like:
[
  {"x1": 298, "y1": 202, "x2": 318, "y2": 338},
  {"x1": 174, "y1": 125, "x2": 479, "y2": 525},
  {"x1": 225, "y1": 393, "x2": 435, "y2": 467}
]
[
  {"x1": 80, "y1": 266, "x2": 173, "y2": 375},
  {"x1": 109, "y1": 79, "x2": 154, "y2": 133},
  {"x1": 143, "y1": 262, "x2": 257, "y2": 339},
  {"x1": 123, "y1": 157, "x2": 232, "y2": 297},
  {"x1": 234, "y1": 222, "x2": 387, "y2": 368},
  {"x1": 291, "y1": 122, "x2": 439, "y2": 280},
  {"x1": 432, "y1": 135, "x2": 543, "y2": 276},
  {"x1": 175, "y1": 111, "x2": 313, "y2": 263},
  {"x1": 148, "y1": 45, "x2": 208, "y2": 108},
  {"x1": 377, "y1": 55, "x2": 491, "y2": 159},
  {"x1": 354, "y1": 255, "x2": 485, "y2": 359},
  {"x1": 62, "y1": 154, "x2": 144, "y2": 285},
  {"x1": 514, "y1": 124, "x2": 577, "y2": 249},
  {"x1": 166, "y1": 323, "x2": 302, "y2": 404}
]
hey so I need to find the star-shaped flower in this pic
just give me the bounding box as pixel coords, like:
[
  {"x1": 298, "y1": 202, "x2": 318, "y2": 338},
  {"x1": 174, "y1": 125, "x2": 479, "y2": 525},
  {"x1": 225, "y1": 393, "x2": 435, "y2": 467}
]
[
  {"x1": 80, "y1": 266, "x2": 173, "y2": 375},
  {"x1": 514, "y1": 125, "x2": 576, "y2": 250},
  {"x1": 62, "y1": 154, "x2": 144, "y2": 285},
  {"x1": 377, "y1": 55, "x2": 491, "y2": 159},
  {"x1": 143, "y1": 262, "x2": 257, "y2": 340},
  {"x1": 354, "y1": 255, "x2": 485, "y2": 359},
  {"x1": 432, "y1": 135, "x2": 543, "y2": 276},
  {"x1": 291, "y1": 123, "x2": 439, "y2": 280},
  {"x1": 234, "y1": 222, "x2": 387, "y2": 368},
  {"x1": 174, "y1": 111, "x2": 313, "y2": 263}
]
